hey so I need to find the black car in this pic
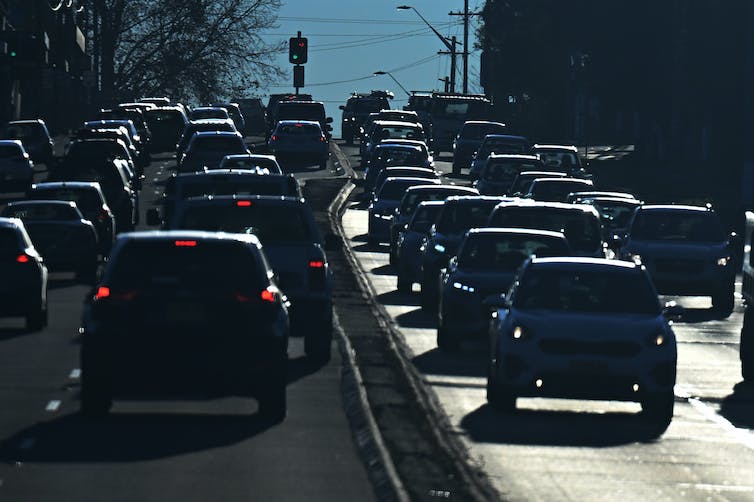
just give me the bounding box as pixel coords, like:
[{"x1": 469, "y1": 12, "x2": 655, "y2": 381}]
[
  {"x1": 80, "y1": 231, "x2": 290, "y2": 420},
  {"x1": 0, "y1": 217, "x2": 48, "y2": 330}
]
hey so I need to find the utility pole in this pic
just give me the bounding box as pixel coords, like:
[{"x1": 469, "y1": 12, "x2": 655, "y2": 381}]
[
  {"x1": 437, "y1": 36, "x2": 458, "y2": 93},
  {"x1": 449, "y1": 0, "x2": 481, "y2": 94}
]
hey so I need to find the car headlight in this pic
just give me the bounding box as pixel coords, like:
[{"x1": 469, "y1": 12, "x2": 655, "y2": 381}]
[
  {"x1": 452, "y1": 281, "x2": 475, "y2": 293},
  {"x1": 510, "y1": 325, "x2": 531, "y2": 341},
  {"x1": 716, "y1": 256, "x2": 731, "y2": 266},
  {"x1": 434, "y1": 243, "x2": 446, "y2": 253},
  {"x1": 647, "y1": 330, "x2": 667, "y2": 347}
]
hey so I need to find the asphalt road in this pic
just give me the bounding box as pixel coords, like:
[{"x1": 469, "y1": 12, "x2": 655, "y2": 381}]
[
  {"x1": 339, "y1": 142, "x2": 754, "y2": 502},
  {"x1": 0, "y1": 145, "x2": 377, "y2": 501}
]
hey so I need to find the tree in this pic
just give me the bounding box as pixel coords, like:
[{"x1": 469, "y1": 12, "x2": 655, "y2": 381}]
[{"x1": 90, "y1": 0, "x2": 284, "y2": 103}]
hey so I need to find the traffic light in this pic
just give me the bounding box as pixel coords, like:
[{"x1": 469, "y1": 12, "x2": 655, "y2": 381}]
[{"x1": 289, "y1": 37, "x2": 308, "y2": 64}]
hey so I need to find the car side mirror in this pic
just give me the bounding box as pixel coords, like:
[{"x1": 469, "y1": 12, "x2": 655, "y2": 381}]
[
  {"x1": 663, "y1": 301, "x2": 684, "y2": 319},
  {"x1": 324, "y1": 233, "x2": 343, "y2": 251},
  {"x1": 146, "y1": 208, "x2": 162, "y2": 226}
]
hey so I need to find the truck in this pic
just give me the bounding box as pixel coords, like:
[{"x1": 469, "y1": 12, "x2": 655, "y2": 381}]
[
  {"x1": 339, "y1": 90, "x2": 393, "y2": 144},
  {"x1": 425, "y1": 92, "x2": 493, "y2": 155}
]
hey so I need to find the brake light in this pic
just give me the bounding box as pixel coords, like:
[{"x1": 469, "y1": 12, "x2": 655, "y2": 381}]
[
  {"x1": 97, "y1": 206, "x2": 110, "y2": 222},
  {"x1": 16, "y1": 254, "x2": 30, "y2": 263},
  {"x1": 295, "y1": 123, "x2": 303, "y2": 128},
  {"x1": 236, "y1": 200, "x2": 252, "y2": 207},
  {"x1": 319, "y1": 136, "x2": 326, "y2": 142},
  {"x1": 174, "y1": 240, "x2": 197, "y2": 247},
  {"x1": 309, "y1": 260, "x2": 325, "y2": 269},
  {"x1": 260, "y1": 287, "x2": 277, "y2": 303},
  {"x1": 270, "y1": 135, "x2": 278, "y2": 141},
  {"x1": 94, "y1": 286, "x2": 138, "y2": 301},
  {"x1": 94, "y1": 286, "x2": 110, "y2": 300}
]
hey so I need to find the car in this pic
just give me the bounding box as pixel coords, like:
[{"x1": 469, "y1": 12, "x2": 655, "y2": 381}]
[
  {"x1": 452, "y1": 120, "x2": 508, "y2": 174},
  {"x1": 72, "y1": 127, "x2": 143, "y2": 173},
  {"x1": 565, "y1": 190, "x2": 637, "y2": 204},
  {"x1": 1, "y1": 119, "x2": 54, "y2": 165},
  {"x1": 79, "y1": 231, "x2": 290, "y2": 420},
  {"x1": 143, "y1": 106, "x2": 189, "y2": 153},
  {"x1": 396, "y1": 201, "x2": 445, "y2": 293},
  {"x1": 508, "y1": 170, "x2": 567, "y2": 197},
  {"x1": 178, "y1": 131, "x2": 249, "y2": 172},
  {"x1": 340, "y1": 91, "x2": 393, "y2": 144},
  {"x1": 487, "y1": 201, "x2": 608, "y2": 258},
  {"x1": 469, "y1": 134, "x2": 531, "y2": 180},
  {"x1": 573, "y1": 196, "x2": 643, "y2": 245},
  {"x1": 154, "y1": 169, "x2": 303, "y2": 224},
  {"x1": 437, "y1": 228, "x2": 571, "y2": 351},
  {"x1": 166, "y1": 196, "x2": 334, "y2": 362},
  {"x1": 236, "y1": 97, "x2": 267, "y2": 136},
  {"x1": 1, "y1": 200, "x2": 99, "y2": 282},
  {"x1": 473, "y1": 154, "x2": 542, "y2": 196},
  {"x1": 524, "y1": 177, "x2": 595, "y2": 202},
  {"x1": 531, "y1": 144, "x2": 585, "y2": 177},
  {"x1": 29, "y1": 182, "x2": 116, "y2": 255},
  {"x1": 175, "y1": 119, "x2": 237, "y2": 159},
  {"x1": 364, "y1": 143, "x2": 433, "y2": 194},
  {"x1": 189, "y1": 106, "x2": 231, "y2": 121},
  {"x1": 361, "y1": 121, "x2": 427, "y2": 160},
  {"x1": 50, "y1": 158, "x2": 138, "y2": 233},
  {"x1": 267, "y1": 120, "x2": 329, "y2": 169},
  {"x1": 211, "y1": 102, "x2": 246, "y2": 133},
  {"x1": 372, "y1": 167, "x2": 441, "y2": 197},
  {"x1": 420, "y1": 196, "x2": 514, "y2": 310},
  {"x1": 63, "y1": 137, "x2": 139, "y2": 179},
  {"x1": 0, "y1": 217, "x2": 48, "y2": 330},
  {"x1": 0, "y1": 140, "x2": 34, "y2": 193},
  {"x1": 485, "y1": 257, "x2": 677, "y2": 433},
  {"x1": 389, "y1": 184, "x2": 480, "y2": 266},
  {"x1": 276, "y1": 101, "x2": 333, "y2": 140},
  {"x1": 368, "y1": 177, "x2": 440, "y2": 244},
  {"x1": 82, "y1": 119, "x2": 146, "y2": 163},
  {"x1": 265, "y1": 93, "x2": 313, "y2": 137},
  {"x1": 96, "y1": 110, "x2": 152, "y2": 159},
  {"x1": 219, "y1": 154, "x2": 283, "y2": 174},
  {"x1": 618, "y1": 204, "x2": 737, "y2": 314}
]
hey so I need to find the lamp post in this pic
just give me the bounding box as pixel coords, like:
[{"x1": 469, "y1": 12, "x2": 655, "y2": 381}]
[
  {"x1": 373, "y1": 71, "x2": 410, "y2": 97},
  {"x1": 397, "y1": 5, "x2": 459, "y2": 93}
]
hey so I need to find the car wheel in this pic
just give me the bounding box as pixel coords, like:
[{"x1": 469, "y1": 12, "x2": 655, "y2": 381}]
[
  {"x1": 396, "y1": 274, "x2": 411, "y2": 294},
  {"x1": 640, "y1": 391, "x2": 674, "y2": 432},
  {"x1": 712, "y1": 281, "x2": 735, "y2": 315},
  {"x1": 258, "y1": 383, "x2": 287, "y2": 423},
  {"x1": 26, "y1": 303, "x2": 47, "y2": 332},
  {"x1": 741, "y1": 306, "x2": 754, "y2": 381},
  {"x1": 437, "y1": 326, "x2": 460, "y2": 353},
  {"x1": 305, "y1": 320, "x2": 332, "y2": 364}
]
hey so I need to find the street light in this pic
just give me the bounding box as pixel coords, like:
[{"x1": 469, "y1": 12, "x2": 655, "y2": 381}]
[
  {"x1": 374, "y1": 71, "x2": 410, "y2": 97},
  {"x1": 397, "y1": 5, "x2": 459, "y2": 93}
]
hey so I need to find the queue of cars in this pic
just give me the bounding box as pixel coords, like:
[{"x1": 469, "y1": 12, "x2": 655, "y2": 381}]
[
  {"x1": 0, "y1": 95, "x2": 338, "y2": 423},
  {"x1": 349, "y1": 108, "x2": 749, "y2": 433}
]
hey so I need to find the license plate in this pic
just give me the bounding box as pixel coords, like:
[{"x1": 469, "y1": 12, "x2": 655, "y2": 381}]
[
  {"x1": 569, "y1": 360, "x2": 608, "y2": 374},
  {"x1": 164, "y1": 302, "x2": 205, "y2": 322}
]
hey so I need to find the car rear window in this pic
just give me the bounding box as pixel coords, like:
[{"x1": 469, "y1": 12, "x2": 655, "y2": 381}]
[
  {"x1": 3, "y1": 204, "x2": 80, "y2": 221},
  {"x1": 191, "y1": 136, "x2": 245, "y2": 152},
  {"x1": 277, "y1": 124, "x2": 322, "y2": 136},
  {"x1": 176, "y1": 203, "x2": 313, "y2": 243},
  {"x1": 537, "y1": 151, "x2": 580, "y2": 169},
  {"x1": 460, "y1": 123, "x2": 507, "y2": 140},
  {"x1": 514, "y1": 268, "x2": 660, "y2": 315},
  {"x1": 489, "y1": 207, "x2": 601, "y2": 252},
  {"x1": 109, "y1": 240, "x2": 266, "y2": 291},
  {"x1": 530, "y1": 180, "x2": 591, "y2": 201},
  {"x1": 483, "y1": 161, "x2": 540, "y2": 182},
  {"x1": 378, "y1": 179, "x2": 424, "y2": 201},
  {"x1": 400, "y1": 188, "x2": 470, "y2": 215},
  {"x1": 630, "y1": 211, "x2": 725, "y2": 242},
  {"x1": 458, "y1": 234, "x2": 569, "y2": 269},
  {"x1": 436, "y1": 201, "x2": 499, "y2": 234},
  {"x1": 5, "y1": 125, "x2": 43, "y2": 139},
  {"x1": 32, "y1": 189, "x2": 101, "y2": 213},
  {"x1": 180, "y1": 179, "x2": 294, "y2": 198}
]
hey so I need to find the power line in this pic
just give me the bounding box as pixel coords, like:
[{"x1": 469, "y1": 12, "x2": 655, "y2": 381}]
[{"x1": 277, "y1": 16, "x2": 455, "y2": 25}]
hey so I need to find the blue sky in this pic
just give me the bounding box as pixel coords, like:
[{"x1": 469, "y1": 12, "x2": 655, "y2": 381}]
[{"x1": 259, "y1": 0, "x2": 485, "y2": 136}]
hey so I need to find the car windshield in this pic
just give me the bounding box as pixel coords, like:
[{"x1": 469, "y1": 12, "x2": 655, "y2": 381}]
[
  {"x1": 436, "y1": 202, "x2": 499, "y2": 234},
  {"x1": 489, "y1": 207, "x2": 602, "y2": 252},
  {"x1": 3, "y1": 204, "x2": 79, "y2": 221},
  {"x1": 177, "y1": 204, "x2": 313, "y2": 243},
  {"x1": 459, "y1": 234, "x2": 569, "y2": 269},
  {"x1": 514, "y1": 268, "x2": 660, "y2": 315},
  {"x1": 109, "y1": 240, "x2": 266, "y2": 291},
  {"x1": 630, "y1": 210, "x2": 726, "y2": 242},
  {"x1": 410, "y1": 205, "x2": 442, "y2": 230}
]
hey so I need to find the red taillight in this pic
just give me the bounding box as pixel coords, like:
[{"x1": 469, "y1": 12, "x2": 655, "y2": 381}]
[
  {"x1": 309, "y1": 260, "x2": 325, "y2": 269},
  {"x1": 94, "y1": 286, "x2": 110, "y2": 300},
  {"x1": 319, "y1": 136, "x2": 326, "y2": 142},
  {"x1": 236, "y1": 200, "x2": 252, "y2": 207},
  {"x1": 260, "y1": 288, "x2": 277, "y2": 303},
  {"x1": 174, "y1": 240, "x2": 197, "y2": 247},
  {"x1": 16, "y1": 254, "x2": 30, "y2": 263},
  {"x1": 270, "y1": 135, "x2": 278, "y2": 141},
  {"x1": 295, "y1": 123, "x2": 303, "y2": 128}
]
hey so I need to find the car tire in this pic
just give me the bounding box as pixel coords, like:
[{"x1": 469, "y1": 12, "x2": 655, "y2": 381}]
[
  {"x1": 258, "y1": 383, "x2": 287, "y2": 423},
  {"x1": 741, "y1": 306, "x2": 754, "y2": 381},
  {"x1": 26, "y1": 303, "x2": 47, "y2": 332},
  {"x1": 396, "y1": 274, "x2": 411, "y2": 294},
  {"x1": 640, "y1": 392, "x2": 674, "y2": 432},
  {"x1": 712, "y1": 281, "x2": 735, "y2": 315},
  {"x1": 437, "y1": 326, "x2": 460, "y2": 353}
]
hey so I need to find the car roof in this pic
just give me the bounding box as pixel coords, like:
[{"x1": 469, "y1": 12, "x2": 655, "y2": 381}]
[
  {"x1": 578, "y1": 196, "x2": 642, "y2": 205},
  {"x1": 494, "y1": 200, "x2": 599, "y2": 214},
  {"x1": 0, "y1": 139, "x2": 24, "y2": 148},
  {"x1": 0, "y1": 217, "x2": 24, "y2": 229},
  {"x1": 529, "y1": 256, "x2": 641, "y2": 271},
  {"x1": 518, "y1": 170, "x2": 567, "y2": 177},
  {"x1": 277, "y1": 120, "x2": 321, "y2": 127},
  {"x1": 444, "y1": 195, "x2": 513, "y2": 205},
  {"x1": 6, "y1": 199, "x2": 77, "y2": 209},
  {"x1": 31, "y1": 181, "x2": 101, "y2": 191},
  {"x1": 488, "y1": 153, "x2": 540, "y2": 161},
  {"x1": 191, "y1": 131, "x2": 242, "y2": 138},
  {"x1": 463, "y1": 120, "x2": 506, "y2": 126},
  {"x1": 117, "y1": 229, "x2": 262, "y2": 247},
  {"x1": 638, "y1": 204, "x2": 713, "y2": 213},
  {"x1": 382, "y1": 176, "x2": 439, "y2": 186},
  {"x1": 7, "y1": 119, "x2": 46, "y2": 126},
  {"x1": 375, "y1": 143, "x2": 422, "y2": 151},
  {"x1": 382, "y1": 167, "x2": 436, "y2": 175},
  {"x1": 416, "y1": 200, "x2": 446, "y2": 208},
  {"x1": 189, "y1": 119, "x2": 234, "y2": 126},
  {"x1": 378, "y1": 139, "x2": 428, "y2": 147},
  {"x1": 467, "y1": 227, "x2": 567, "y2": 239},
  {"x1": 173, "y1": 169, "x2": 276, "y2": 180},
  {"x1": 483, "y1": 134, "x2": 528, "y2": 141},
  {"x1": 405, "y1": 184, "x2": 478, "y2": 194},
  {"x1": 180, "y1": 194, "x2": 306, "y2": 206},
  {"x1": 532, "y1": 144, "x2": 579, "y2": 152},
  {"x1": 372, "y1": 120, "x2": 422, "y2": 127},
  {"x1": 531, "y1": 177, "x2": 592, "y2": 185}
]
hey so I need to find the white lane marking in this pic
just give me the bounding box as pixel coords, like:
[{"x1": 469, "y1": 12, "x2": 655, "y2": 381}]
[
  {"x1": 18, "y1": 438, "x2": 35, "y2": 450},
  {"x1": 69, "y1": 368, "x2": 81, "y2": 379},
  {"x1": 45, "y1": 400, "x2": 61, "y2": 412},
  {"x1": 687, "y1": 397, "x2": 754, "y2": 451}
]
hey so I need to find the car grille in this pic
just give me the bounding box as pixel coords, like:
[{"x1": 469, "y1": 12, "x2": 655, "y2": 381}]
[
  {"x1": 654, "y1": 258, "x2": 706, "y2": 275},
  {"x1": 538, "y1": 338, "x2": 641, "y2": 357}
]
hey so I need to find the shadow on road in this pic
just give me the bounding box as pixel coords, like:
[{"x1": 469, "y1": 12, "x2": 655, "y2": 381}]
[
  {"x1": 0, "y1": 411, "x2": 276, "y2": 463},
  {"x1": 412, "y1": 348, "x2": 486, "y2": 378},
  {"x1": 377, "y1": 290, "x2": 421, "y2": 307},
  {"x1": 460, "y1": 404, "x2": 667, "y2": 446},
  {"x1": 719, "y1": 381, "x2": 754, "y2": 429},
  {"x1": 675, "y1": 306, "x2": 735, "y2": 324},
  {"x1": 394, "y1": 307, "x2": 436, "y2": 330},
  {"x1": 370, "y1": 264, "x2": 394, "y2": 276}
]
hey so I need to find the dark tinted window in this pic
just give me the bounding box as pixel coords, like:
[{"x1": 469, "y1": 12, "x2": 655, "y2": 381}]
[
  {"x1": 530, "y1": 180, "x2": 592, "y2": 202},
  {"x1": 460, "y1": 123, "x2": 507, "y2": 140},
  {"x1": 109, "y1": 240, "x2": 266, "y2": 291},
  {"x1": 489, "y1": 207, "x2": 602, "y2": 252},
  {"x1": 181, "y1": 179, "x2": 294, "y2": 198},
  {"x1": 0, "y1": 228, "x2": 21, "y2": 254},
  {"x1": 630, "y1": 210, "x2": 725, "y2": 242},
  {"x1": 5, "y1": 124, "x2": 44, "y2": 139},
  {"x1": 3, "y1": 204, "x2": 80, "y2": 221},
  {"x1": 483, "y1": 161, "x2": 539, "y2": 182},
  {"x1": 436, "y1": 201, "x2": 499, "y2": 233},
  {"x1": 190, "y1": 136, "x2": 245, "y2": 152},
  {"x1": 277, "y1": 124, "x2": 322, "y2": 136},
  {"x1": 32, "y1": 188, "x2": 101, "y2": 214},
  {"x1": 410, "y1": 204, "x2": 443, "y2": 230},
  {"x1": 177, "y1": 204, "x2": 313, "y2": 243},
  {"x1": 514, "y1": 268, "x2": 660, "y2": 315},
  {"x1": 458, "y1": 234, "x2": 569, "y2": 269},
  {"x1": 0, "y1": 144, "x2": 22, "y2": 157},
  {"x1": 537, "y1": 150, "x2": 580, "y2": 169},
  {"x1": 378, "y1": 180, "x2": 422, "y2": 200}
]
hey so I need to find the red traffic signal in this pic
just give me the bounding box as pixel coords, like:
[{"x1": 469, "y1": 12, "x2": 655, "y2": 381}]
[{"x1": 289, "y1": 37, "x2": 308, "y2": 64}]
